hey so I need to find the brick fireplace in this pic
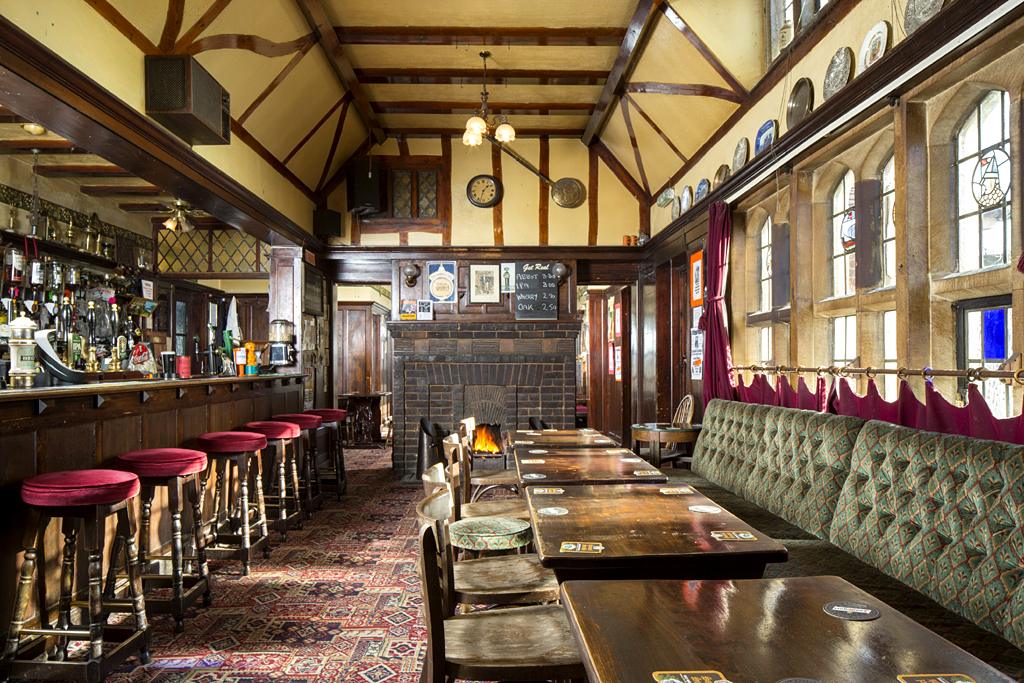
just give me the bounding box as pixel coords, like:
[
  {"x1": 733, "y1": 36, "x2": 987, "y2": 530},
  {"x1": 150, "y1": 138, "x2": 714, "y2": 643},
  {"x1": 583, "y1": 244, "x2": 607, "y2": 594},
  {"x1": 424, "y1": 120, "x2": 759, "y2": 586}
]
[{"x1": 389, "y1": 321, "x2": 580, "y2": 478}]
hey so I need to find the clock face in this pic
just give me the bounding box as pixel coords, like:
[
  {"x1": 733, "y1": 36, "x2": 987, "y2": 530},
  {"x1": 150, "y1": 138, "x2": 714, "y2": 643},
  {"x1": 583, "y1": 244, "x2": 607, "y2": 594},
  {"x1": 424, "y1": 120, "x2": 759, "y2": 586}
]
[{"x1": 467, "y1": 174, "x2": 503, "y2": 208}]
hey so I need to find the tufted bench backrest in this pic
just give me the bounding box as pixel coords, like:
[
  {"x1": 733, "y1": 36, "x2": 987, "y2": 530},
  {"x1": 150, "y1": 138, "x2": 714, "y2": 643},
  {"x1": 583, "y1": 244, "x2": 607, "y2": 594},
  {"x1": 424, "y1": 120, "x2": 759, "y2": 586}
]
[
  {"x1": 693, "y1": 399, "x2": 864, "y2": 538},
  {"x1": 830, "y1": 420, "x2": 1024, "y2": 648}
]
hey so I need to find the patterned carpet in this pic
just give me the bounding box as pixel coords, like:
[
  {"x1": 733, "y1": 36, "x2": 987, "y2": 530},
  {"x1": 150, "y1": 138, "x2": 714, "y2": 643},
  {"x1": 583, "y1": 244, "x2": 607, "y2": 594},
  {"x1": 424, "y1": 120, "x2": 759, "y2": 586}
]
[{"x1": 109, "y1": 447, "x2": 427, "y2": 682}]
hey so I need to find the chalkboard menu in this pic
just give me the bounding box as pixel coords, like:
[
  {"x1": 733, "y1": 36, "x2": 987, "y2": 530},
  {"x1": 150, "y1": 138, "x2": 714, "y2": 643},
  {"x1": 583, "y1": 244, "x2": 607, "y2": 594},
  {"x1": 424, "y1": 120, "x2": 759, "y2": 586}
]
[{"x1": 514, "y1": 261, "x2": 559, "y2": 320}]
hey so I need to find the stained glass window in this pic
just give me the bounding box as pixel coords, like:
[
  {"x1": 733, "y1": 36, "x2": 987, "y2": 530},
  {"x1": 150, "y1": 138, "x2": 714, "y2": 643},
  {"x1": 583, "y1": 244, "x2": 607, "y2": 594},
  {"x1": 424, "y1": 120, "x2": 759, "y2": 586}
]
[
  {"x1": 832, "y1": 314, "x2": 857, "y2": 368},
  {"x1": 392, "y1": 170, "x2": 412, "y2": 219},
  {"x1": 960, "y1": 300, "x2": 1013, "y2": 417},
  {"x1": 417, "y1": 170, "x2": 438, "y2": 218},
  {"x1": 955, "y1": 90, "x2": 1012, "y2": 272},
  {"x1": 831, "y1": 169, "x2": 856, "y2": 297},
  {"x1": 882, "y1": 310, "x2": 897, "y2": 400},
  {"x1": 759, "y1": 216, "x2": 772, "y2": 311},
  {"x1": 880, "y1": 156, "x2": 896, "y2": 287}
]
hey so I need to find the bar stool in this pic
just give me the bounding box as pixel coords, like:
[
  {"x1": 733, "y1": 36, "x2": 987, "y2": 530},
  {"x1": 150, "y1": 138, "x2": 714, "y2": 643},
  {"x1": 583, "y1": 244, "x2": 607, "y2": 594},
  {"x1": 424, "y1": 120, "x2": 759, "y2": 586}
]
[
  {"x1": 112, "y1": 448, "x2": 211, "y2": 633},
  {"x1": 194, "y1": 431, "x2": 271, "y2": 575},
  {"x1": 304, "y1": 408, "x2": 348, "y2": 499},
  {"x1": 4, "y1": 470, "x2": 149, "y2": 681},
  {"x1": 272, "y1": 414, "x2": 324, "y2": 516},
  {"x1": 244, "y1": 421, "x2": 304, "y2": 541}
]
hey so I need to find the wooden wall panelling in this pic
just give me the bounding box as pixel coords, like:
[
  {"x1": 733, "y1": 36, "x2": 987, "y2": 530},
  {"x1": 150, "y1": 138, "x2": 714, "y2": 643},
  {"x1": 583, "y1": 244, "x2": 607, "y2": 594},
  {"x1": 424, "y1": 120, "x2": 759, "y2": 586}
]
[
  {"x1": 208, "y1": 401, "x2": 235, "y2": 432},
  {"x1": 336, "y1": 303, "x2": 373, "y2": 394},
  {"x1": 654, "y1": 261, "x2": 672, "y2": 422},
  {"x1": 98, "y1": 415, "x2": 143, "y2": 459},
  {"x1": 587, "y1": 293, "x2": 607, "y2": 432}
]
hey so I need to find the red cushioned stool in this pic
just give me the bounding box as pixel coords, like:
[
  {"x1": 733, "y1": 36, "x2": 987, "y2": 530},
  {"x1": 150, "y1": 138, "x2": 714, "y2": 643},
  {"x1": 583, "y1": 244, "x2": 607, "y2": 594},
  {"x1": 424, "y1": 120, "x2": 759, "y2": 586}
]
[
  {"x1": 305, "y1": 408, "x2": 348, "y2": 499},
  {"x1": 113, "y1": 449, "x2": 211, "y2": 632},
  {"x1": 4, "y1": 470, "x2": 149, "y2": 681},
  {"x1": 194, "y1": 431, "x2": 270, "y2": 575},
  {"x1": 272, "y1": 414, "x2": 324, "y2": 516},
  {"x1": 244, "y1": 422, "x2": 304, "y2": 540}
]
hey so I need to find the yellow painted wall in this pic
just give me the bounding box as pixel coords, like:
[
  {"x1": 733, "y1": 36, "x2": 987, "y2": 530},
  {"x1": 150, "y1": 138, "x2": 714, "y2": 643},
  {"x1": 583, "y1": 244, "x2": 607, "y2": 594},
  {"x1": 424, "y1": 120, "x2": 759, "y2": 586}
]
[
  {"x1": 197, "y1": 279, "x2": 270, "y2": 294},
  {"x1": 326, "y1": 135, "x2": 639, "y2": 246},
  {"x1": 651, "y1": 0, "x2": 905, "y2": 234},
  {"x1": 0, "y1": 0, "x2": 315, "y2": 235},
  {"x1": 336, "y1": 284, "x2": 391, "y2": 309}
]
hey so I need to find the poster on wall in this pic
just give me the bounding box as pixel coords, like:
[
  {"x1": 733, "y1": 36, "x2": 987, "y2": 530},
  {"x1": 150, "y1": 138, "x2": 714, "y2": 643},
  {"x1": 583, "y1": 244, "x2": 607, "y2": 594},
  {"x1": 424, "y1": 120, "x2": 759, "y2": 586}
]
[
  {"x1": 399, "y1": 299, "x2": 417, "y2": 320},
  {"x1": 690, "y1": 250, "x2": 704, "y2": 308},
  {"x1": 469, "y1": 264, "x2": 500, "y2": 303},
  {"x1": 692, "y1": 305, "x2": 703, "y2": 329},
  {"x1": 607, "y1": 298, "x2": 616, "y2": 342},
  {"x1": 614, "y1": 302, "x2": 622, "y2": 336},
  {"x1": 690, "y1": 328, "x2": 704, "y2": 381},
  {"x1": 416, "y1": 300, "x2": 434, "y2": 321},
  {"x1": 608, "y1": 342, "x2": 615, "y2": 375},
  {"x1": 426, "y1": 261, "x2": 457, "y2": 303},
  {"x1": 500, "y1": 263, "x2": 516, "y2": 293},
  {"x1": 614, "y1": 345, "x2": 623, "y2": 381}
]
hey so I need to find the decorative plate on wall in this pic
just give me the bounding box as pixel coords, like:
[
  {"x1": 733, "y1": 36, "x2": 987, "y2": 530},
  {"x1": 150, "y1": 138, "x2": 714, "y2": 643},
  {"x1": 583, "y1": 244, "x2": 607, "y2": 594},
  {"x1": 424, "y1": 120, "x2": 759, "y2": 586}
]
[
  {"x1": 858, "y1": 21, "x2": 890, "y2": 71},
  {"x1": 823, "y1": 47, "x2": 854, "y2": 101},
  {"x1": 656, "y1": 186, "x2": 676, "y2": 208},
  {"x1": 713, "y1": 164, "x2": 731, "y2": 190},
  {"x1": 694, "y1": 178, "x2": 711, "y2": 203},
  {"x1": 754, "y1": 120, "x2": 778, "y2": 156},
  {"x1": 904, "y1": 0, "x2": 945, "y2": 33},
  {"x1": 671, "y1": 195, "x2": 682, "y2": 220},
  {"x1": 679, "y1": 185, "x2": 693, "y2": 212},
  {"x1": 732, "y1": 138, "x2": 749, "y2": 173},
  {"x1": 786, "y1": 77, "x2": 815, "y2": 130}
]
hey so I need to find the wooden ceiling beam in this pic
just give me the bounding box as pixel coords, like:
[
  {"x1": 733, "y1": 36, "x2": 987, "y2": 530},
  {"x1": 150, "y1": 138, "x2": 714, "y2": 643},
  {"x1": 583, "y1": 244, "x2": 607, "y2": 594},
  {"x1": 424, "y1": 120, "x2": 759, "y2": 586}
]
[
  {"x1": 0, "y1": 139, "x2": 81, "y2": 153},
  {"x1": 619, "y1": 98, "x2": 649, "y2": 194},
  {"x1": 174, "y1": 0, "x2": 233, "y2": 52},
  {"x1": 294, "y1": 0, "x2": 385, "y2": 144},
  {"x1": 626, "y1": 81, "x2": 744, "y2": 104},
  {"x1": 335, "y1": 26, "x2": 626, "y2": 46},
  {"x1": 229, "y1": 119, "x2": 315, "y2": 201},
  {"x1": 582, "y1": 0, "x2": 663, "y2": 146},
  {"x1": 623, "y1": 93, "x2": 686, "y2": 163},
  {"x1": 382, "y1": 127, "x2": 586, "y2": 138},
  {"x1": 119, "y1": 202, "x2": 169, "y2": 213},
  {"x1": 356, "y1": 68, "x2": 607, "y2": 86},
  {"x1": 81, "y1": 185, "x2": 165, "y2": 197},
  {"x1": 317, "y1": 135, "x2": 374, "y2": 202},
  {"x1": 184, "y1": 33, "x2": 314, "y2": 57},
  {"x1": 372, "y1": 101, "x2": 594, "y2": 114},
  {"x1": 33, "y1": 164, "x2": 131, "y2": 177},
  {"x1": 659, "y1": 4, "x2": 747, "y2": 98}
]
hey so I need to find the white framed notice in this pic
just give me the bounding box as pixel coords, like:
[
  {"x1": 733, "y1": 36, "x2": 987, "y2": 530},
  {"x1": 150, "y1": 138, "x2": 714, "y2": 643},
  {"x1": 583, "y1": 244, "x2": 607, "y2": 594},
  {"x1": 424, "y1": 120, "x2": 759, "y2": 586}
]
[{"x1": 500, "y1": 262, "x2": 515, "y2": 293}]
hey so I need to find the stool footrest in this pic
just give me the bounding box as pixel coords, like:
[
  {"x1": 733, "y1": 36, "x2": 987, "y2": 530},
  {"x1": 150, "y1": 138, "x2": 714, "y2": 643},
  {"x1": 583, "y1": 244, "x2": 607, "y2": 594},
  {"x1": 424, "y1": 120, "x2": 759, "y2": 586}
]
[{"x1": 19, "y1": 627, "x2": 91, "y2": 639}]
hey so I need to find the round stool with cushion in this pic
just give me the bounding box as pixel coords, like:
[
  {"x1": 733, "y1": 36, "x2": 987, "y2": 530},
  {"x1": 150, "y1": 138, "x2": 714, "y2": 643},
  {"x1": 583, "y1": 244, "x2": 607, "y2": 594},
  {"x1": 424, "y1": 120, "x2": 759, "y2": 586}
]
[
  {"x1": 114, "y1": 448, "x2": 210, "y2": 632},
  {"x1": 5, "y1": 470, "x2": 149, "y2": 680},
  {"x1": 244, "y1": 421, "x2": 304, "y2": 540},
  {"x1": 272, "y1": 414, "x2": 324, "y2": 515},
  {"x1": 447, "y1": 516, "x2": 533, "y2": 555},
  {"x1": 194, "y1": 431, "x2": 270, "y2": 575},
  {"x1": 304, "y1": 408, "x2": 347, "y2": 499}
]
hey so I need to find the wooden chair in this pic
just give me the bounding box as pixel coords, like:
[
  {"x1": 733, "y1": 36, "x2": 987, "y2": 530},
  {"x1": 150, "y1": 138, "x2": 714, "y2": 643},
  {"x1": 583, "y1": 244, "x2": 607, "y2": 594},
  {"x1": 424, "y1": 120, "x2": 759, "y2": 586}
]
[
  {"x1": 671, "y1": 394, "x2": 695, "y2": 427},
  {"x1": 444, "y1": 437, "x2": 530, "y2": 521},
  {"x1": 418, "y1": 524, "x2": 585, "y2": 682},
  {"x1": 422, "y1": 462, "x2": 448, "y2": 497},
  {"x1": 416, "y1": 488, "x2": 558, "y2": 607},
  {"x1": 528, "y1": 417, "x2": 551, "y2": 430},
  {"x1": 441, "y1": 433, "x2": 519, "y2": 503}
]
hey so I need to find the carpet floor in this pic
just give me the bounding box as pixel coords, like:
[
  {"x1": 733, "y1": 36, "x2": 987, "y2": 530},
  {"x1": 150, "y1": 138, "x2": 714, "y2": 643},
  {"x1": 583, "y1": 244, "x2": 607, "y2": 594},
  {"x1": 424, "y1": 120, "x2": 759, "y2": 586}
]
[{"x1": 109, "y1": 447, "x2": 426, "y2": 682}]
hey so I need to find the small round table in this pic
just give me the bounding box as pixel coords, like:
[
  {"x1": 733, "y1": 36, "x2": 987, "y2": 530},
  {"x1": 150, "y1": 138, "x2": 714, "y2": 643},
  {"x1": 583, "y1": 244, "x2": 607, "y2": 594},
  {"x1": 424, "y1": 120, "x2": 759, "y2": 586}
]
[{"x1": 631, "y1": 423, "x2": 702, "y2": 468}]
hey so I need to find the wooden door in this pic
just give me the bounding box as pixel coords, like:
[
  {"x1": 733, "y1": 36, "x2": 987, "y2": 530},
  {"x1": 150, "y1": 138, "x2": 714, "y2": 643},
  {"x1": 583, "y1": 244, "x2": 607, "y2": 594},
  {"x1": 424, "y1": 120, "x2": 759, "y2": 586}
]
[{"x1": 336, "y1": 303, "x2": 373, "y2": 394}]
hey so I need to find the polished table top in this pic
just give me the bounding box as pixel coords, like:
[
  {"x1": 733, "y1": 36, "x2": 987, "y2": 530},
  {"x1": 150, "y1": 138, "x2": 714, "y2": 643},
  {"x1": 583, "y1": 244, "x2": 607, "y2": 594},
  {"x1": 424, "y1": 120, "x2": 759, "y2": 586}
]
[
  {"x1": 561, "y1": 575, "x2": 1015, "y2": 683},
  {"x1": 513, "y1": 447, "x2": 667, "y2": 486},
  {"x1": 631, "y1": 422, "x2": 702, "y2": 437},
  {"x1": 525, "y1": 483, "x2": 787, "y2": 580},
  {"x1": 507, "y1": 428, "x2": 618, "y2": 448}
]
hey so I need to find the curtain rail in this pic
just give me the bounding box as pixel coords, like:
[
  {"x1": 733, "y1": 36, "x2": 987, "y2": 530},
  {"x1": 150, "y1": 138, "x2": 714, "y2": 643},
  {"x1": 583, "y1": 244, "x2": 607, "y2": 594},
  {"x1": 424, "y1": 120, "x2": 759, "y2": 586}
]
[{"x1": 732, "y1": 364, "x2": 1024, "y2": 384}]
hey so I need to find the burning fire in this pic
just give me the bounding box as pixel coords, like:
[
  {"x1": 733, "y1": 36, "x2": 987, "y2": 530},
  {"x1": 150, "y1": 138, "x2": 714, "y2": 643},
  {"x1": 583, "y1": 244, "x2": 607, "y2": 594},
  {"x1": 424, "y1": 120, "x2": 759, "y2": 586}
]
[{"x1": 472, "y1": 423, "x2": 503, "y2": 454}]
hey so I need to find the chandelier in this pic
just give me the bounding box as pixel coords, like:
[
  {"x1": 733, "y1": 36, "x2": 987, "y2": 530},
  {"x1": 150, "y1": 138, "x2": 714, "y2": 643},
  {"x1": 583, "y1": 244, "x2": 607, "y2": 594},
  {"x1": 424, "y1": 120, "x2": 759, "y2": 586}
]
[
  {"x1": 162, "y1": 199, "x2": 194, "y2": 232},
  {"x1": 463, "y1": 51, "x2": 515, "y2": 147}
]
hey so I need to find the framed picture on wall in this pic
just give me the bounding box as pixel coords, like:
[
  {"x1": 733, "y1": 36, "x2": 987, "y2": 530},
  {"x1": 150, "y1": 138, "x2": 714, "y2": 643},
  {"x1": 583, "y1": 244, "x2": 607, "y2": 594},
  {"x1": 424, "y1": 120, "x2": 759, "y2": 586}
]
[
  {"x1": 469, "y1": 264, "x2": 500, "y2": 303},
  {"x1": 614, "y1": 302, "x2": 622, "y2": 337},
  {"x1": 426, "y1": 261, "x2": 457, "y2": 303},
  {"x1": 500, "y1": 262, "x2": 516, "y2": 293}
]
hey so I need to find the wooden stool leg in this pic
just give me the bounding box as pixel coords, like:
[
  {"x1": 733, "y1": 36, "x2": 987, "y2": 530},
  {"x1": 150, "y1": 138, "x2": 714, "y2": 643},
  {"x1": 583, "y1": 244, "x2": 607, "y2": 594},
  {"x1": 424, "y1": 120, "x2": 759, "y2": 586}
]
[
  {"x1": 56, "y1": 517, "x2": 76, "y2": 661},
  {"x1": 299, "y1": 436, "x2": 314, "y2": 519},
  {"x1": 82, "y1": 512, "x2": 105, "y2": 662},
  {"x1": 252, "y1": 450, "x2": 270, "y2": 559},
  {"x1": 309, "y1": 430, "x2": 322, "y2": 503},
  {"x1": 236, "y1": 453, "x2": 251, "y2": 575},
  {"x1": 188, "y1": 476, "x2": 212, "y2": 607},
  {"x1": 333, "y1": 424, "x2": 344, "y2": 499},
  {"x1": 167, "y1": 476, "x2": 185, "y2": 632},
  {"x1": 4, "y1": 509, "x2": 41, "y2": 663},
  {"x1": 33, "y1": 518, "x2": 50, "y2": 635},
  {"x1": 213, "y1": 457, "x2": 227, "y2": 540},
  {"x1": 118, "y1": 505, "x2": 150, "y2": 664},
  {"x1": 275, "y1": 442, "x2": 289, "y2": 540},
  {"x1": 288, "y1": 441, "x2": 304, "y2": 527}
]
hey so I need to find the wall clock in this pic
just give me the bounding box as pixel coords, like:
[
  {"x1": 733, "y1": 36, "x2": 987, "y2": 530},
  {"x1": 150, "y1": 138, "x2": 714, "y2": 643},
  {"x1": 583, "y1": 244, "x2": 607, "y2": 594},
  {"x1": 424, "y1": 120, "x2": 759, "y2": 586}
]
[{"x1": 467, "y1": 174, "x2": 503, "y2": 208}]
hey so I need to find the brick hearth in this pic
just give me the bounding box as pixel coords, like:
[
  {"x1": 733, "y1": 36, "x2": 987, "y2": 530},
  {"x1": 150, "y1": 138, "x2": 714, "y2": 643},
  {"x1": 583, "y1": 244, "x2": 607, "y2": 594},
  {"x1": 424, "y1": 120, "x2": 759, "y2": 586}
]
[{"x1": 389, "y1": 321, "x2": 581, "y2": 478}]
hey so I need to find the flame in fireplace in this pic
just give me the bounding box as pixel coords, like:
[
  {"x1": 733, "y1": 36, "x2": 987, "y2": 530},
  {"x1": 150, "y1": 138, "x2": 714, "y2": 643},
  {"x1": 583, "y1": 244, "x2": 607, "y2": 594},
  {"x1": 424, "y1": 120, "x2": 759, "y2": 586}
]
[{"x1": 472, "y1": 423, "x2": 503, "y2": 454}]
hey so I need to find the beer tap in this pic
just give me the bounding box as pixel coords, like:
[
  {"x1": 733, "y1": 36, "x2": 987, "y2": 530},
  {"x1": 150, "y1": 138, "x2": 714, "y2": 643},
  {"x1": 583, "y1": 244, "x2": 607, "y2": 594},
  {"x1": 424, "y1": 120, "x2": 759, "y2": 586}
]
[{"x1": 84, "y1": 300, "x2": 99, "y2": 372}]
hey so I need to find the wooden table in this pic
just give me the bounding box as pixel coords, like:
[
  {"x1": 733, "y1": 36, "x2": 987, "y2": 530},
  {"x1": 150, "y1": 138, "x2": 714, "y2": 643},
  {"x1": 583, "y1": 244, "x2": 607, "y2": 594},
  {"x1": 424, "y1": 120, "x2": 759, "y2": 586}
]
[
  {"x1": 525, "y1": 483, "x2": 787, "y2": 581},
  {"x1": 339, "y1": 391, "x2": 390, "y2": 445},
  {"x1": 507, "y1": 428, "x2": 617, "y2": 448},
  {"x1": 631, "y1": 422, "x2": 701, "y2": 467},
  {"x1": 513, "y1": 447, "x2": 668, "y2": 486},
  {"x1": 561, "y1": 575, "x2": 1015, "y2": 683}
]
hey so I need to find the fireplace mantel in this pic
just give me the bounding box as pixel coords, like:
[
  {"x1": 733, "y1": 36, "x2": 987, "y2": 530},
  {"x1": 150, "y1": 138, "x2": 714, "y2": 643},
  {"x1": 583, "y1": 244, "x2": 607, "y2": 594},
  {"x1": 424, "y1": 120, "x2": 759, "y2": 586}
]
[{"x1": 389, "y1": 321, "x2": 581, "y2": 478}]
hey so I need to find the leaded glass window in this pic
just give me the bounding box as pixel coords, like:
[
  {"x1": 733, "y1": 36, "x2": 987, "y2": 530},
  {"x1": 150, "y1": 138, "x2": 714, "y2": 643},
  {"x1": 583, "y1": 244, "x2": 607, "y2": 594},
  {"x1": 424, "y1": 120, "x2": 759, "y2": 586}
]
[
  {"x1": 392, "y1": 170, "x2": 413, "y2": 219},
  {"x1": 831, "y1": 169, "x2": 856, "y2": 297},
  {"x1": 955, "y1": 90, "x2": 1012, "y2": 272},
  {"x1": 958, "y1": 297, "x2": 1014, "y2": 417},
  {"x1": 882, "y1": 310, "x2": 897, "y2": 400},
  {"x1": 832, "y1": 314, "x2": 856, "y2": 367},
  {"x1": 759, "y1": 216, "x2": 772, "y2": 311},
  {"x1": 417, "y1": 170, "x2": 437, "y2": 218},
  {"x1": 881, "y1": 156, "x2": 896, "y2": 287}
]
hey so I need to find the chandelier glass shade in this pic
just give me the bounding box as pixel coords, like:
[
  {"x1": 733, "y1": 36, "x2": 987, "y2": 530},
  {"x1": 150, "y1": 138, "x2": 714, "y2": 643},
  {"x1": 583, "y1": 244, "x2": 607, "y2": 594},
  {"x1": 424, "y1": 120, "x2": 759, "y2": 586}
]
[
  {"x1": 162, "y1": 199, "x2": 194, "y2": 232},
  {"x1": 463, "y1": 51, "x2": 515, "y2": 147}
]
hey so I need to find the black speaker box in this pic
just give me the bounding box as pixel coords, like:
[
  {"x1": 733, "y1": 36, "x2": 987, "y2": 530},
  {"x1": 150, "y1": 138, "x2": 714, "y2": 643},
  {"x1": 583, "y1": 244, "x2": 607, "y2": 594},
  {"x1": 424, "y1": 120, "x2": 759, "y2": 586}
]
[
  {"x1": 346, "y1": 157, "x2": 386, "y2": 215},
  {"x1": 314, "y1": 208, "x2": 342, "y2": 240},
  {"x1": 145, "y1": 55, "x2": 230, "y2": 145}
]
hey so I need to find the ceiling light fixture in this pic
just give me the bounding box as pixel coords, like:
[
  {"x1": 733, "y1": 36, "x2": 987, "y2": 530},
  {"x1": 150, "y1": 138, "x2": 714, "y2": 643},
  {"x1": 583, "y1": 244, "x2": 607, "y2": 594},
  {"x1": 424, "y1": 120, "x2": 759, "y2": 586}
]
[
  {"x1": 21, "y1": 122, "x2": 47, "y2": 136},
  {"x1": 162, "y1": 199, "x2": 194, "y2": 232},
  {"x1": 463, "y1": 51, "x2": 515, "y2": 147}
]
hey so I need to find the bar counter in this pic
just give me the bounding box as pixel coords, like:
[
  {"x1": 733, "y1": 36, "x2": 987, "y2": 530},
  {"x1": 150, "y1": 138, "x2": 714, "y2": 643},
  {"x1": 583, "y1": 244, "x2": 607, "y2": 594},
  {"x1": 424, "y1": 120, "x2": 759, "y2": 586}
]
[{"x1": 0, "y1": 372, "x2": 306, "y2": 624}]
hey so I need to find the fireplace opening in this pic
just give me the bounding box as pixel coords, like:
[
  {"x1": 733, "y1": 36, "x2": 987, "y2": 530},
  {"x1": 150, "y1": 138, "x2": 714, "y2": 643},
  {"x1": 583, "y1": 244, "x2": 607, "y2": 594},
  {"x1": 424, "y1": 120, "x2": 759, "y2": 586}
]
[{"x1": 471, "y1": 423, "x2": 503, "y2": 454}]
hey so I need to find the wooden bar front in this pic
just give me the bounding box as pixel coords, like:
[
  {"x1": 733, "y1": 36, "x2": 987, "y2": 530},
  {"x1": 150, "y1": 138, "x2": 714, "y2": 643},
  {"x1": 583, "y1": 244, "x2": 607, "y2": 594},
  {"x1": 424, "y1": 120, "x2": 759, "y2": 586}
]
[{"x1": 0, "y1": 373, "x2": 305, "y2": 625}]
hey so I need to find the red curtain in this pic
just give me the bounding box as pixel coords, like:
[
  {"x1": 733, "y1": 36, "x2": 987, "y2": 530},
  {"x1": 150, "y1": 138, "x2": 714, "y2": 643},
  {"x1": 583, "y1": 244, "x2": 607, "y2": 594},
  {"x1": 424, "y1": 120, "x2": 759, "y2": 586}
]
[
  {"x1": 737, "y1": 374, "x2": 777, "y2": 405},
  {"x1": 777, "y1": 375, "x2": 828, "y2": 412},
  {"x1": 700, "y1": 201, "x2": 736, "y2": 406}
]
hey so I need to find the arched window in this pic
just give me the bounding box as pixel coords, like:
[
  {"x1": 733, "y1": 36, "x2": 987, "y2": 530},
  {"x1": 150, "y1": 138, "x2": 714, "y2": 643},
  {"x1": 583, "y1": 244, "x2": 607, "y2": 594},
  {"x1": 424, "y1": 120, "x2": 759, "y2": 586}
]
[
  {"x1": 759, "y1": 216, "x2": 772, "y2": 311},
  {"x1": 830, "y1": 169, "x2": 856, "y2": 297},
  {"x1": 955, "y1": 90, "x2": 1012, "y2": 272},
  {"x1": 880, "y1": 156, "x2": 896, "y2": 287}
]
